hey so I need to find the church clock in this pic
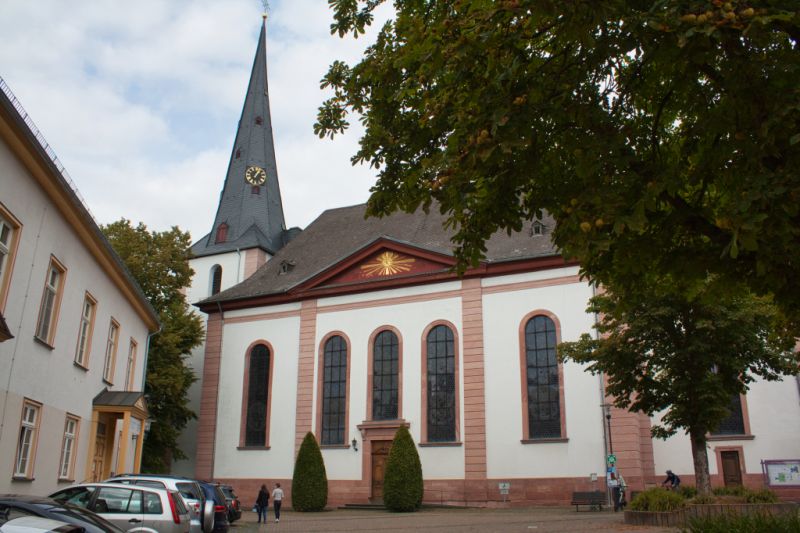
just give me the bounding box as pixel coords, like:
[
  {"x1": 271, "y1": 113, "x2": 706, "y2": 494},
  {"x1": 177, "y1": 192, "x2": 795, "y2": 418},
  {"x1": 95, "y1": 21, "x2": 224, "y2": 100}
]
[{"x1": 245, "y1": 165, "x2": 267, "y2": 185}]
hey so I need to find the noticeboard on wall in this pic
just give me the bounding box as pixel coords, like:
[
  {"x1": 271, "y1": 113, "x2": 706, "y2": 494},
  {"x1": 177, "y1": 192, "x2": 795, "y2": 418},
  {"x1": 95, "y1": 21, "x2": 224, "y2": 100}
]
[{"x1": 762, "y1": 460, "x2": 800, "y2": 487}]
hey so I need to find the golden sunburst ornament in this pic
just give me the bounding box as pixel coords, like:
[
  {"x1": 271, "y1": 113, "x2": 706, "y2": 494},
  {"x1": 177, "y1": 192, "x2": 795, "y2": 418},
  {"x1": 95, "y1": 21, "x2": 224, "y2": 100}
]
[{"x1": 360, "y1": 251, "x2": 415, "y2": 277}]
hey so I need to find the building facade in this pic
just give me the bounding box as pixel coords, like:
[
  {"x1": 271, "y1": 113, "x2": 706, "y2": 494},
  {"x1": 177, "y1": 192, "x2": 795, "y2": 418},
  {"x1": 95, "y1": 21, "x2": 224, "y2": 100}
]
[
  {"x1": 0, "y1": 78, "x2": 159, "y2": 495},
  {"x1": 177, "y1": 20, "x2": 800, "y2": 506}
]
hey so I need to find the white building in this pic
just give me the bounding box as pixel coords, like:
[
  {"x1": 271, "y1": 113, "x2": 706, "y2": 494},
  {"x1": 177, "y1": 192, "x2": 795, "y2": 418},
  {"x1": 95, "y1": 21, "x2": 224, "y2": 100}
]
[
  {"x1": 0, "y1": 77, "x2": 159, "y2": 495},
  {"x1": 176, "y1": 20, "x2": 800, "y2": 506}
]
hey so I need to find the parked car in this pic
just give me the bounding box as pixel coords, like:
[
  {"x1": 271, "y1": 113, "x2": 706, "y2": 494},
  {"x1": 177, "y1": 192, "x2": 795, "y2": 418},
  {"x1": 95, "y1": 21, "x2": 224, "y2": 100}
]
[
  {"x1": 197, "y1": 483, "x2": 229, "y2": 533},
  {"x1": 105, "y1": 475, "x2": 206, "y2": 533},
  {"x1": 50, "y1": 483, "x2": 190, "y2": 533},
  {"x1": 215, "y1": 485, "x2": 240, "y2": 524},
  {"x1": 0, "y1": 495, "x2": 123, "y2": 533},
  {"x1": 0, "y1": 516, "x2": 82, "y2": 533}
]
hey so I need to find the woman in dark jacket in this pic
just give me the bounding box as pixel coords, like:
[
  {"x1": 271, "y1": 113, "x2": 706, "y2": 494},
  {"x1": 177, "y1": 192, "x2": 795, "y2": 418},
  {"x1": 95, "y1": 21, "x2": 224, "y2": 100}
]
[{"x1": 256, "y1": 484, "x2": 269, "y2": 524}]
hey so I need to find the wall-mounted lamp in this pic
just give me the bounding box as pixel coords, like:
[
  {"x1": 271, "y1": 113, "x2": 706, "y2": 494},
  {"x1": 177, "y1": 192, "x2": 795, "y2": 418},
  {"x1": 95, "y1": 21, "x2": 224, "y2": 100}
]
[{"x1": 351, "y1": 438, "x2": 358, "y2": 452}]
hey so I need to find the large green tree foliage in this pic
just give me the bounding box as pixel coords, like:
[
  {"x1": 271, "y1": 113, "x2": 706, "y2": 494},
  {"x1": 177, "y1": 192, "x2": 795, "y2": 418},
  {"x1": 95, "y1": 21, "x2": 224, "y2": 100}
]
[
  {"x1": 559, "y1": 279, "x2": 797, "y2": 494},
  {"x1": 102, "y1": 219, "x2": 203, "y2": 472},
  {"x1": 292, "y1": 432, "x2": 328, "y2": 511},
  {"x1": 317, "y1": 1, "x2": 800, "y2": 323},
  {"x1": 383, "y1": 426, "x2": 423, "y2": 512}
]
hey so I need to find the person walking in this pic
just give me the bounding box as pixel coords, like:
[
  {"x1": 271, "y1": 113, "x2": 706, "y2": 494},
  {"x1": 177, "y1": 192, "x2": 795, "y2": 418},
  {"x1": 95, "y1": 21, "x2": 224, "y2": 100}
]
[
  {"x1": 271, "y1": 483, "x2": 284, "y2": 523},
  {"x1": 255, "y1": 484, "x2": 269, "y2": 524}
]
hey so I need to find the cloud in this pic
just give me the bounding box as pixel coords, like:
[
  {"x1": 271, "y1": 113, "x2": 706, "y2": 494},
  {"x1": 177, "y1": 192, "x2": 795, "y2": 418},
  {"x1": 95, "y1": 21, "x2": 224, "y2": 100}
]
[{"x1": 0, "y1": 0, "x2": 392, "y2": 242}]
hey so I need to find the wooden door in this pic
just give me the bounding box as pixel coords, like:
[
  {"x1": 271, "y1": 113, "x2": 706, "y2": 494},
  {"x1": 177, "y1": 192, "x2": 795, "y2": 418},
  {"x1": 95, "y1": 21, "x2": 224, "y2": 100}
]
[
  {"x1": 370, "y1": 440, "x2": 392, "y2": 502},
  {"x1": 721, "y1": 450, "x2": 742, "y2": 486},
  {"x1": 91, "y1": 422, "x2": 107, "y2": 482}
]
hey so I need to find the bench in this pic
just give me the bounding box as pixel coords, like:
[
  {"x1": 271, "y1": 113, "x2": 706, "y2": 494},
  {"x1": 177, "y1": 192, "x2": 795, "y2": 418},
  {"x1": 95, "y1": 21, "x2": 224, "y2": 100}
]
[{"x1": 570, "y1": 491, "x2": 605, "y2": 511}]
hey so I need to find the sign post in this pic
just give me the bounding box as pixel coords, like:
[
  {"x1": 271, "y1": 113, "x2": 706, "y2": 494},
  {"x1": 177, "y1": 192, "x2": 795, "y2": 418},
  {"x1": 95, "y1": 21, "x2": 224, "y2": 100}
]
[{"x1": 498, "y1": 482, "x2": 511, "y2": 503}]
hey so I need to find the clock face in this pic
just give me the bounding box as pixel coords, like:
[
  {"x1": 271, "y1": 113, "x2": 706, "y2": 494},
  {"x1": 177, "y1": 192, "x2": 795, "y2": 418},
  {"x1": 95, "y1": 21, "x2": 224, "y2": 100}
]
[{"x1": 245, "y1": 165, "x2": 267, "y2": 185}]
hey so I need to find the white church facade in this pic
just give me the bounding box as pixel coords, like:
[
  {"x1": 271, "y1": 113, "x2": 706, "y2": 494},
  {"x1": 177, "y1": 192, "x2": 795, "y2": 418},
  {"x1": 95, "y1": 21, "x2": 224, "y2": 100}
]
[{"x1": 174, "y1": 20, "x2": 800, "y2": 506}]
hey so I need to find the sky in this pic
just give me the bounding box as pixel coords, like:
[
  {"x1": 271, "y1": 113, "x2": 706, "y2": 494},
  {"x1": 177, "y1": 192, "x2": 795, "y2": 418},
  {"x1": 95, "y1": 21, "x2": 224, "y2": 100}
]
[{"x1": 0, "y1": 0, "x2": 391, "y2": 243}]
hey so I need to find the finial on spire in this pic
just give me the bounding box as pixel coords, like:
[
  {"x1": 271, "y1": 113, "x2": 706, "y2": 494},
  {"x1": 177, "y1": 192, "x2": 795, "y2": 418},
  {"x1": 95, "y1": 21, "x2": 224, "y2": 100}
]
[{"x1": 261, "y1": 0, "x2": 269, "y2": 20}]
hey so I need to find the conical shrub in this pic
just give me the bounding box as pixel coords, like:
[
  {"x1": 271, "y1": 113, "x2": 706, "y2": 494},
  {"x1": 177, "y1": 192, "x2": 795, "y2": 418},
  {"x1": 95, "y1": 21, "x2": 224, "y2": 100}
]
[
  {"x1": 383, "y1": 426, "x2": 423, "y2": 512},
  {"x1": 291, "y1": 432, "x2": 328, "y2": 511}
]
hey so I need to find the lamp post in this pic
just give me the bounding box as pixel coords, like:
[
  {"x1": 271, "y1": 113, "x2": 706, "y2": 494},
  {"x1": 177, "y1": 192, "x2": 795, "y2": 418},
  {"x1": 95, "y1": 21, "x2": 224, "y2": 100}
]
[{"x1": 604, "y1": 405, "x2": 613, "y2": 455}]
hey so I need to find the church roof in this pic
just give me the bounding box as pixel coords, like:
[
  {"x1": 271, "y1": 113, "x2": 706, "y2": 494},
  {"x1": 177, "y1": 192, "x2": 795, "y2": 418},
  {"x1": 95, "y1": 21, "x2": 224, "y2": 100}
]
[
  {"x1": 197, "y1": 203, "x2": 561, "y2": 308},
  {"x1": 192, "y1": 18, "x2": 287, "y2": 258}
]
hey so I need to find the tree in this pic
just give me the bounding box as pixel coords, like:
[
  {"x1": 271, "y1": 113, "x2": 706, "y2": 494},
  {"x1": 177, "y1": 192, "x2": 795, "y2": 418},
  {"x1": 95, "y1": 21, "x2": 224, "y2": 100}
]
[
  {"x1": 316, "y1": 1, "x2": 800, "y2": 325},
  {"x1": 559, "y1": 278, "x2": 797, "y2": 494},
  {"x1": 102, "y1": 219, "x2": 204, "y2": 472},
  {"x1": 383, "y1": 426, "x2": 423, "y2": 512},
  {"x1": 292, "y1": 432, "x2": 328, "y2": 511}
]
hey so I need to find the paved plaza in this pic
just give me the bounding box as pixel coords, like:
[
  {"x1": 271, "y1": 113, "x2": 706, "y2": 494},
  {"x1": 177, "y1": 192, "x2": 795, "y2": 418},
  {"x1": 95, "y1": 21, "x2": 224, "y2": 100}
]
[{"x1": 230, "y1": 507, "x2": 678, "y2": 533}]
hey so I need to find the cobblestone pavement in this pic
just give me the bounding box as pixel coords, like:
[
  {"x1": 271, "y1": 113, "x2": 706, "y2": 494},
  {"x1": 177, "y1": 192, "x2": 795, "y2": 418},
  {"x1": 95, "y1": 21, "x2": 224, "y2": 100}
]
[{"x1": 229, "y1": 507, "x2": 679, "y2": 533}]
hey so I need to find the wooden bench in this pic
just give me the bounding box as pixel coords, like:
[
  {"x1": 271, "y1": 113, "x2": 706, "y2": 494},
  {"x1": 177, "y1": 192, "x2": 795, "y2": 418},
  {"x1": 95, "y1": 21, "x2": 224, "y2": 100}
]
[{"x1": 570, "y1": 491, "x2": 605, "y2": 511}]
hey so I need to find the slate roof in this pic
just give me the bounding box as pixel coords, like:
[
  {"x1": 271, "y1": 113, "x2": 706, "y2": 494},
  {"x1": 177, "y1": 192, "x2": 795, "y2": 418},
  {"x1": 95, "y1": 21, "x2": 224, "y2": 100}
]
[
  {"x1": 192, "y1": 19, "x2": 287, "y2": 258},
  {"x1": 198, "y1": 203, "x2": 559, "y2": 306},
  {"x1": 93, "y1": 390, "x2": 145, "y2": 407}
]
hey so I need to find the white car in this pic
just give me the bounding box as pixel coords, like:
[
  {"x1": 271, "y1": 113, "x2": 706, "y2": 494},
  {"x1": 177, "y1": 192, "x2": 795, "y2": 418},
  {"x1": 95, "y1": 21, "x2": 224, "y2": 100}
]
[
  {"x1": 50, "y1": 483, "x2": 190, "y2": 533},
  {"x1": 0, "y1": 516, "x2": 82, "y2": 532}
]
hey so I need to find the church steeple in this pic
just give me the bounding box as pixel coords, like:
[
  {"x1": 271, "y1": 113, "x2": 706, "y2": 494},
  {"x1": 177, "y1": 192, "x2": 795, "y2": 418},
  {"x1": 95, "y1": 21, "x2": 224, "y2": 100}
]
[{"x1": 192, "y1": 16, "x2": 287, "y2": 258}]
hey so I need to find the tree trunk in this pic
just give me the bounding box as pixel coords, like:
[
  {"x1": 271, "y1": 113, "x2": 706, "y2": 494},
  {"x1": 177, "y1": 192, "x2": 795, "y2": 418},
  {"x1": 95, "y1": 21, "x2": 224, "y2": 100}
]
[{"x1": 690, "y1": 428, "x2": 712, "y2": 495}]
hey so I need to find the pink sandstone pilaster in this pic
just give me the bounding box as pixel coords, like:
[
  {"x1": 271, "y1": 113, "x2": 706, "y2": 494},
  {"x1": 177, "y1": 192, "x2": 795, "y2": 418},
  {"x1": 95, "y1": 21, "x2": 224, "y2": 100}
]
[
  {"x1": 243, "y1": 248, "x2": 268, "y2": 279},
  {"x1": 295, "y1": 299, "x2": 317, "y2": 454},
  {"x1": 461, "y1": 279, "x2": 487, "y2": 493},
  {"x1": 195, "y1": 312, "x2": 223, "y2": 480}
]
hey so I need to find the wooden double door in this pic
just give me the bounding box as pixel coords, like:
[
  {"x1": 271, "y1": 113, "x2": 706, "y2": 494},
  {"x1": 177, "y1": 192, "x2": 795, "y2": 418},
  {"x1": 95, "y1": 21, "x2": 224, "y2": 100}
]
[{"x1": 370, "y1": 440, "x2": 393, "y2": 503}]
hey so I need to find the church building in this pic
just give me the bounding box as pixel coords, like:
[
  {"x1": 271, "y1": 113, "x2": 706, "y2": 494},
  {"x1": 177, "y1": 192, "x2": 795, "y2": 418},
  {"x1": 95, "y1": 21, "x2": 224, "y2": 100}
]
[{"x1": 175, "y1": 18, "x2": 800, "y2": 506}]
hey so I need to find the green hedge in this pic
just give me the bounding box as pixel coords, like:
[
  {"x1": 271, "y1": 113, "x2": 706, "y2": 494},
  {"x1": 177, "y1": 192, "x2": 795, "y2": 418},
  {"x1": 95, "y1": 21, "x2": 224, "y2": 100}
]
[
  {"x1": 291, "y1": 432, "x2": 328, "y2": 511},
  {"x1": 383, "y1": 426, "x2": 423, "y2": 512},
  {"x1": 629, "y1": 487, "x2": 686, "y2": 512},
  {"x1": 685, "y1": 509, "x2": 800, "y2": 533}
]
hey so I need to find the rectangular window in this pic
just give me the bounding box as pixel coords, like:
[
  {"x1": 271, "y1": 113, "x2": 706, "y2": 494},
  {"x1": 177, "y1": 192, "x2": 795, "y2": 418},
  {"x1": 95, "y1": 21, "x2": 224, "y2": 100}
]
[
  {"x1": 14, "y1": 400, "x2": 41, "y2": 478},
  {"x1": 712, "y1": 395, "x2": 746, "y2": 436},
  {"x1": 59, "y1": 415, "x2": 79, "y2": 480},
  {"x1": 74, "y1": 293, "x2": 97, "y2": 367},
  {"x1": 35, "y1": 257, "x2": 66, "y2": 345},
  {"x1": 125, "y1": 339, "x2": 138, "y2": 391},
  {"x1": 0, "y1": 207, "x2": 21, "y2": 311},
  {"x1": 103, "y1": 319, "x2": 120, "y2": 383}
]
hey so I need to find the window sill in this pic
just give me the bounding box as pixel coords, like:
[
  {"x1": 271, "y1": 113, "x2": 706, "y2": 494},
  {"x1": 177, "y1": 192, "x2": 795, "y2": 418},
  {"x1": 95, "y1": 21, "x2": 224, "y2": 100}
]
[
  {"x1": 58, "y1": 478, "x2": 75, "y2": 483},
  {"x1": 520, "y1": 437, "x2": 569, "y2": 444},
  {"x1": 320, "y1": 444, "x2": 351, "y2": 449},
  {"x1": 707, "y1": 434, "x2": 755, "y2": 441},
  {"x1": 12, "y1": 476, "x2": 34, "y2": 482},
  {"x1": 102, "y1": 378, "x2": 114, "y2": 386},
  {"x1": 73, "y1": 361, "x2": 89, "y2": 371},
  {"x1": 237, "y1": 446, "x2": 271, "y2": 450},
  {"x1": 419, "y1": 441, "x2": 462, "y2": 447},
  {"x1": 33, "y1": 336, "x2": 55, "y2": 350}
]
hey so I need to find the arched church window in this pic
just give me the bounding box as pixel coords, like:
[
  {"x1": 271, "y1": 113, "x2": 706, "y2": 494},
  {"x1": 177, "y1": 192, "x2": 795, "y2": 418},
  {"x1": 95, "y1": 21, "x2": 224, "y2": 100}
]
[
  {"x1": 523, "y1": 314, "x2": 562, "y2": 439},
  {"x1": 210, "y1": 265, "x2": 222, "y2": 296},
  {"x1": 321, "y1": 335, "x2": 348, "y2": 445},
  {"x1": 425, "y1": 324, "x2": 457, "y2": 442},
  {"x1": 711, "y1": 395, "x2": 746, "y2": 435},
  {"x1": 244, "y1": 344, "x2": 271, "y2": 446},
  {"x1": 215, "y1": 223, "x2": 228, "y2": 244},
  {"x1": 372, "y1": 330, "x2": 399, "y2": 420}
]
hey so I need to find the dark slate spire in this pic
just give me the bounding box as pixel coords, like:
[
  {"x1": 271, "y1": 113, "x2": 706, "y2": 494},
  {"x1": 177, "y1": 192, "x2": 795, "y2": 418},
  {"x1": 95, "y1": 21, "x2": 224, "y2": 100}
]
[{"x1": 192, "y1": 16, "x2": 287, "y2": 257}]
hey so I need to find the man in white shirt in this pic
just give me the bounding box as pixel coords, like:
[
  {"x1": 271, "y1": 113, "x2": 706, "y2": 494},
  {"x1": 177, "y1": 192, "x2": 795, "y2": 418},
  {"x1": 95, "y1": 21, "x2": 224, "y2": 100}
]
[{"x1": 272, "y1": 483, "x2": 284, "y2": 522}]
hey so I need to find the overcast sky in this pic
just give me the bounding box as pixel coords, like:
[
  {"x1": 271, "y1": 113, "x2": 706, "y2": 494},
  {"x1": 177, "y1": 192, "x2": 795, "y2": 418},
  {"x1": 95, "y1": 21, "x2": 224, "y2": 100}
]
[{"x1": 0, "y1": 0, "x2": 391, "y2": 242}]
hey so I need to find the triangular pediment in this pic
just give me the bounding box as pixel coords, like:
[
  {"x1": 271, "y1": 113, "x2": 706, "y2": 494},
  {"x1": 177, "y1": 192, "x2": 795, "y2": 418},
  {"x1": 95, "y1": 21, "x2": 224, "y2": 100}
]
[{"x1": 296, "y1": 239, "x2": 456, "y2": 292}]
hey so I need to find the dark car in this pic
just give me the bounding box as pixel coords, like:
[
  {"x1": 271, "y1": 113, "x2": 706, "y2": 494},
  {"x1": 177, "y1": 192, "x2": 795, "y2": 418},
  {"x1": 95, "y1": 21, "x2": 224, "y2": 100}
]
[
  {"x1": 198, "y1": 482, "x2": 229, "y2": 533},
  {"x1": 216, "y1": 485, "x2": 241, "y2": 523},
  {"x1": 0, "y1": 495, "x2": 124, "y2": 533}
]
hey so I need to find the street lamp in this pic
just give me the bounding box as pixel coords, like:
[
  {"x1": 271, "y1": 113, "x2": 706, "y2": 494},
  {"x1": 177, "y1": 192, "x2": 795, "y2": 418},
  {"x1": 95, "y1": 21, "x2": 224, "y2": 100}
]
[
  {"x1": 351, "y1": 438, "x2": 358, "y2": 452},
  {"x1": 604, "y1": 404, "x2": 613, "y2": 455}
]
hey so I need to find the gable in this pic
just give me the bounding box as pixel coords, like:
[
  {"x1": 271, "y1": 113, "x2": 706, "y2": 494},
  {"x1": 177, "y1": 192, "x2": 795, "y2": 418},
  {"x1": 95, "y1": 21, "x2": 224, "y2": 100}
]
[{"x1": 297, "y1": 239, "x2": 456, "y2": 292}]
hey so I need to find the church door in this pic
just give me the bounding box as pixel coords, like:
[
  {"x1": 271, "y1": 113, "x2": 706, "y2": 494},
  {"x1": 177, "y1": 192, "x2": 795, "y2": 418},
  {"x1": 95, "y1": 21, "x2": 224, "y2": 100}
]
[
  {"x1": 370, "y1": 440, "x2": 392, "y2": 503},
  {"x1": 721, "y1": 451, "x2": 742, "y2": 486}
]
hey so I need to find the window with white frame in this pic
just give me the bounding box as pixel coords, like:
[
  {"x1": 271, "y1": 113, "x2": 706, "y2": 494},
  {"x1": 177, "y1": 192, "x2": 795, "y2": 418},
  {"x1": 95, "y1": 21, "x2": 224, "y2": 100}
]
[
  {"x1": 103, "y1": 320, "x2": 120, "y2": 383},
  {"x1": 125, "y1": 339, "x2": 138, "y2": 391},
  {"x1": 14, "y1": 401, "x2": 40, "y2": 478},
  {"x1": 59, "y1": 416, "x2": 79, "y2": 480},
  {"x1": 74, "y1": 294, "x2": 97, "y2": 367},
  {"x1": 0, "y1": 209, "x2": 21, "y2": 308},
  {"x1": 35, "y1": 258, "x2": 66, "y2": 344}
]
